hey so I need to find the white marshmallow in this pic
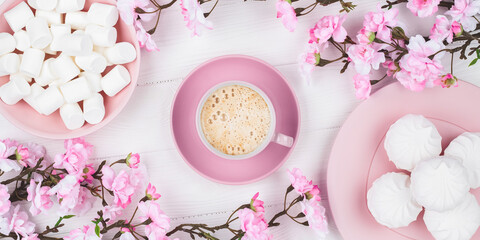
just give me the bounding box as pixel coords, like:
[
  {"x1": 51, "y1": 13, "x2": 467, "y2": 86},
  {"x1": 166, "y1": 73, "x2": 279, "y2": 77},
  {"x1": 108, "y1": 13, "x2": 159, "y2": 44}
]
[
  {"x1": 50, "y1": 54, "x2": 80, "y2": 81},
  {"x1": 20, "y1": 48, "x2": 45, "y2": 78},
  {"x1": 35, "y1": 86, "x2": 64, "y2": 115},
  {"x1": 48, "y1": 78, "x2": 69, "y2": 87},
  {"x1": 75, "y1": 53, "x2": 107, "y2": 73},
  {"x1": 56, "y1": 0, "x2": 85, "y2": 13},
  {"x1": 104, "y1": 42, "x2": 136, "y2": 64},
  {"x1": 26, "y1": 17, "x2": 52, "y2": 49},
  {"x1": 87, "y1": 3, "x2": 119, "y2": 27},
  {"x1": 60, "y1": 102, "x2": 85, "y2": 129},
  {"x1": 0, "y1": 75, "x2": 31, "y2": 105},
  {"x1": 4, "y1": 2, "x2": 35, "y2": 32},
  {"x1": 101, "y1": 65, "x2": 131, "y2": 96},
  {"x1": 65, "y1": 12, "x2": 88, "y2": 30},
  {"x1": 43, "y1": 46, "x2": 57, "y2": 55},
  {"x1": 35, "y1": 10, "x2": 62, "y2": 25},
  {"x1": 34, "y1": 58, "x2": 56, "y2": 86},
  {"x1": 0, "y1": 53, "x2": 20, "y2": 77},
  {"x1": 28, "y1": 0, "x2": 58, "y2": 11},
  {"x1": 13, "y1": 31, "x2": 30, "y2": 52},
  {"x1": 83, "y1": 93, "x2": 104, "y2": 124},
  {"x1": 85, "y1": 24, "x2": 116, "y2": 47},
  {"x1": 61, "y1": 33, "x2": 93, "y2": 56},
  {"x1": 0, "y1": 33, "x2": 16, "y2": 56},
  {"x1": 49, "y1": 24, "x2": 71, "y2": 51},
  {"x1": 60, "y1": 76, "x2": 91, "y2": 103},
  {"x1": 80, "y1": 72, "x2": 102, "y2": 92},
  {"x1": 12, "y1": 72, "x2": 33, "y2": 83},
  {"x1": 23, "y1": 83, "x2": 45, "y2": 113}
]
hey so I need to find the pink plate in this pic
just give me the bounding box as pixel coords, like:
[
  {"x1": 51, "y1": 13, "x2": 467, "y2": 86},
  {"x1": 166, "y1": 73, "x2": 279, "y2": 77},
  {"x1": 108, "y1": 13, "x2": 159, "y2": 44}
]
[
  {"x1": 327, "y1": 81, "x2": 480, "y2": 240},
  {"x1": 171, "y1": 55, "x2": 300, "y2": 184},
  {"x1": 0, "y1": 0, "x2": 140, "y2": 139}
]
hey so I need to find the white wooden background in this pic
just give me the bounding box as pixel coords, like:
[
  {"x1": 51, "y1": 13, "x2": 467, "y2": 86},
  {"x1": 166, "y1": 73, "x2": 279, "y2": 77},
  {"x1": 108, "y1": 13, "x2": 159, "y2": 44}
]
[{"x1": 1, "y1": 0, "x2": 480, "y2": 239}]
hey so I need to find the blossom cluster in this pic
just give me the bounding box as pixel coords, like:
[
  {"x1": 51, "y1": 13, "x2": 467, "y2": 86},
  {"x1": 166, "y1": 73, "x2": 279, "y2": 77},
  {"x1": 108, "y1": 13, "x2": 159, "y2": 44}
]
[{"x1": 286, "y1": 0, "x2": 480, "y2": 99}]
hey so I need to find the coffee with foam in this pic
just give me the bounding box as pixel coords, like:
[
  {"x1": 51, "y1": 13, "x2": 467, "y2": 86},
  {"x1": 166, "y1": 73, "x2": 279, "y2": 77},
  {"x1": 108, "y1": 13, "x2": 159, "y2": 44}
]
[{"x1": 200, "y1": 85, "x2": 271, "y2": 156}]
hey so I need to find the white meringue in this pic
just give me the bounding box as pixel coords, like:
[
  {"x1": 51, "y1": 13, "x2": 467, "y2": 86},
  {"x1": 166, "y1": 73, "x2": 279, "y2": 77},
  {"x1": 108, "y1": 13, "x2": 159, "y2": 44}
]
[{"x1": 445, "y1": 132, "x2": 480, "y2": 188}]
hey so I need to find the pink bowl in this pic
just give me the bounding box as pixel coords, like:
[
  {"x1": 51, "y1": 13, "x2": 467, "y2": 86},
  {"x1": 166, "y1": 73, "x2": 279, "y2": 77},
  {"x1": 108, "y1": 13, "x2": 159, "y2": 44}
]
[{"x1": 0, "y1": 0, "x2": 140, "y2": 139}]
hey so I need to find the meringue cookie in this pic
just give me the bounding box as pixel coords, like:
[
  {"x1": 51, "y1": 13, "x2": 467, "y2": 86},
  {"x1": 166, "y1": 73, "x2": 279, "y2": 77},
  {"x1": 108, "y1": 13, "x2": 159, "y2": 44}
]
[
  {"x1": 411, "y1": 156, "x2": 469, "y2": 212},
  {"x1": 424, "y1": 193, "x2": 480, "y2": 240},
  {"x1": 384, "y1": 114, "x2": 442, "y2": 171},
  {"x1": 445, "y1": 132, "x2": 480, "y2": 188},
  {"x1": 367, "y1": 172, "x2": 422, "y2": 228}
]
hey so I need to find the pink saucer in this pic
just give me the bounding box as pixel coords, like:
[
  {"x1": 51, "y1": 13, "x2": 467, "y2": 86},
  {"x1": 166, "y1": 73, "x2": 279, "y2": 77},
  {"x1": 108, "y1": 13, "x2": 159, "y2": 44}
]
[
  {"x1": 0, "y1": 0, "x2": 140, "y2": 139},
  {"x1": 171, "y1": 55, "x2": 300, "y2": 184},
  {"x1": 327, "y1": 81, "x2": 480, "y2": 240}
]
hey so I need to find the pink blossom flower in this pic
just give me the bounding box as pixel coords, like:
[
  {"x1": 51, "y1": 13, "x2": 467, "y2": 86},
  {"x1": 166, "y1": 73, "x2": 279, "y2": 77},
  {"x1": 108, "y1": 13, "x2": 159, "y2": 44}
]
[
  {"x1": 0, "y1": 205, "x2": 35, "y2": 238},
  {"x1": 80, "y1": 164, "x2": 95, "y2": 184},
  {"x1": 250, "y1": 192, "x2": 265, "y2": 217},
  {"x1": 135, "y1": 21, "x2": 159, "y2": 52},
  {"x1": 64, "y1": 225, "x2": 102, "y2": 240},
  {"x1": 435, "y1": 73, "x2": 459, "y2": 88},
  {"x1": 353, "y1": 74, "x2": 372, "y2": 100},
  {"x1": 276, "y1": 0, "x2": 297, "y2": 32},
  {"x1": 16, "y1": 145, "x2": 30, "y2": 167},
  {"x1": 451, "y1": 21, "x2": 462, "y2": 35},
  {"x1": 0, "y1": 184, "x2": 10, "y2": 216},
  {"x1": 238, "y1": 208, "x2": 272, "y2": 240},
  {"x1": 311, "y1": 15, "x2": 347, "y2": 44},
  {"x1": 146, "y1": 183, "x2": 161, "y2": 200},
  {"x1": 363, "y1": 6, "x2": 398, "y2": 42},
  {"x1": 102, "y1": 166, "x2": 136, "y2": 209},
  {"x1": 126, "y1": 153, "x2": 140, "y2": 169},
  {"x1": 0, "y1": 139, "x2": 21, "y2": 172},
  {"x1": 71, "y1": 187, "x2": 95, "y2": 216},
  {"x1": 22, "y1": 234, "x2": 40, "y2": 240},
  {"x1": 180, "y1": 0, "x2": 213, "y2": 36},
  {"x1": 47, "y1": 175, "x2": 81, "y2": 214},
  {"x1": 103, "y1": 205, "x2": 123, "y2": 224},
  {"x1": 298, "y1": 42, "x2": 320, "y2": 84},
  {"x1": 382, "y1": 60, "x2": 398, "y2": 76},
  {"x1": 117, "y1": 0, "x2": 152, "y2": 25},
  {"x1": 300, "y1": 198, "x2": 328, "y2": 238},
  {"x1": 288, "y1": 168, "x2": 315, "y2": 196},
  {"x1": 396, "y1": 35, "x2": 444, "y2": 91},
  {"x1": 138, "y1": 201, "x2": 171, "y2": 239},
  {"x1": 347, "y1": 44, "x2": 385, "y2": 75},
  {"x1": 406, "y1": 0, "x2": 441, "y2": 18},
  {"x1": 54, "y1": 138, "x2": 93, "y2": 176},
  {"x1": 27, "y1": 180, "x2": 53, "y2": 216},
  {"x1": 447, "y1": 0, "x2": 480, "y2": 31},
  {"x1": 356, "y1": 28, "x2": 375, "y2": 45},
  {"x1": 22, "y1": 143, "x2": 46, "y2": 168},
  {"x1": 430, "y1": 15, "x2": 454, "y2": 43}
]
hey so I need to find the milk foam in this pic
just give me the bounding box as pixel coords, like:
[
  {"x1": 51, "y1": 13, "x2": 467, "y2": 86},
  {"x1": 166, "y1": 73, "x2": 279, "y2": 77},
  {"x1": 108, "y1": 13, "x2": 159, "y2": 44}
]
[{"x1": 200, "y1": 85, "x2": 271, "y2": 155}]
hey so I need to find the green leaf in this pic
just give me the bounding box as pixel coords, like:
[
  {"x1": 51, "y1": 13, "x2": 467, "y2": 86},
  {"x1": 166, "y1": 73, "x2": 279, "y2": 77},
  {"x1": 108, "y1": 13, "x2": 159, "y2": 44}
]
[
  {"x1": 54, "y1": 217, "x2": 63, "y2": 228},
  {"x1": 95, "y1": 224, "x2": 100, "y2": 237},
  {"x1": 469, "y1": 58, "x2": 478, "y2": 67},
  {"x1": 476, "y1": 49, "x2": 480, "y2": 59},
  {"x1": 63, "y1": 215, "x2": 75, "y2": 219},
  {"x1": 285, "y1": 0, "x2": 292, "y2": 4}
]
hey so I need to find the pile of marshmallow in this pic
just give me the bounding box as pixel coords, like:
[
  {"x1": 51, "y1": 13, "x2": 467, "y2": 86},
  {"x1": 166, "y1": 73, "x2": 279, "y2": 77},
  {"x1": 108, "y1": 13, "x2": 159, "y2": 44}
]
[
  {"x1": 0, "y1": 0, "x2": 136, "y2": 130},
  {"x1": 367, "y1": 114, "x2": 480, "y2": 240}
]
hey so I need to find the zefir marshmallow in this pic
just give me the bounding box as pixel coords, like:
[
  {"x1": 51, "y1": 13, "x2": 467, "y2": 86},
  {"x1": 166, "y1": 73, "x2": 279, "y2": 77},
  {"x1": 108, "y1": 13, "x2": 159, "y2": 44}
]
[
  {"x1": 0, "y1": 75, "x2": 31, "y2": 105},
  {"x1": 49, "y1": 24, "x2": 71, "y2": 51},
  {"x1": 83, "y1": 93, "x2": 105, "y2": 124},
  {"x1": 61, "y1": 33, "x2": 93, "y2": 56},
  {"x1": 13, "y1": 31, "x2": 30, "y2": 52},
  {"x1": 35, "y1": 58, "x2": 56, "y2": 86},
  {"x1": 28, "y1": 0, "x2": 58, "y2": 11},
  {"x1": 26, "y1": 17, "x2": 52, "y2": 49},
  {"x1": 35, "y1": 10, "x2": 62, "y2": 25},
  {"x1": 56, "y1": 0, "x2": 85, "y2": 13},
  {"x1": 75, "y1": 53, "x2": 107, "y2": 73},
  {"x1": 23, "y1": 83, "x2": 45, "y2": 113},
  {"x1": 20, "y1": 48, "x2": 45, "y2": 78},
  {"x1": 87, "y1": 3, "x2": 119, "y2": 27},
  {"x1": 65, "y1": 12, "x2": 88, "y2": 30},
  {"x1": 60, "y1": 102, "x2": 85, "y2": 129},
  {"x1": 50, "y1": 54, "x2": 80, "y2": 81},
  {"x1": 0, "y1": 53, "x2": 20, "y2": 77},
  {"x1": 80, "y1": 72, "x2": 102, "y2": 92},
  {"x1": 35, "y1": 86, "x2": 64, "y2": 115},
  {"x1": 4, "y1": 2, "x2": 34, "y2": 32},
  {"x1": 0, "y1": 33, "x2": 16, "y2": 56},
  {"x1": 85, "y1": 24, "x2": 116, "y2": 47},
  {"x1": 104, "y1": 42, "x2": 136, "y2": 64},
  {"x1": 101, "y1": 65, "x2": 131, "y2": 97},
  {"x1": 60, "y1": 76, "x2": 92, "y2": 103}
]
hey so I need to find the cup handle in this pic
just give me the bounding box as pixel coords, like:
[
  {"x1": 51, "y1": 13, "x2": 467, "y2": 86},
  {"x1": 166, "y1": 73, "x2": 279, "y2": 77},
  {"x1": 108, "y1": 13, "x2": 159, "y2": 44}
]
[{"x1": 272, "y1": 132, "x2": 294, "y2": 148}]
